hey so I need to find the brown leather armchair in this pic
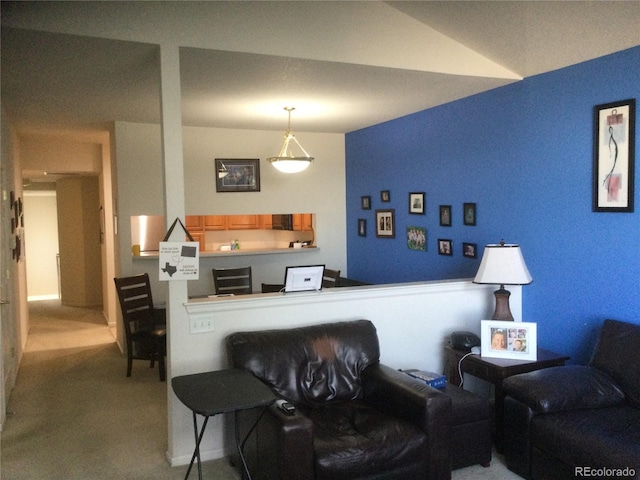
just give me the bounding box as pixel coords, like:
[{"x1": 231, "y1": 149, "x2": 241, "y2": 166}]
[{"x1": 226, "y1": 320, "x2": 452, "y2": 480}]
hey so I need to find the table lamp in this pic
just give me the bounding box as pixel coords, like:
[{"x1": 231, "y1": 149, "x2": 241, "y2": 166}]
[{"x1": 473, "y1": 240, "x2": 532, "y2": 321}]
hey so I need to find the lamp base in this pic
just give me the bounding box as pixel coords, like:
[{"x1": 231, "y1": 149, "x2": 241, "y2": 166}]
[{"x1": 492, "y1": 287, "x2": 514, "y2": 321}]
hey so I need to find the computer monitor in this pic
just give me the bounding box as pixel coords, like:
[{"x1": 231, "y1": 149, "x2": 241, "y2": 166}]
[{"x1": 284, "y1": 265, "x2": 325, "y2": 293}]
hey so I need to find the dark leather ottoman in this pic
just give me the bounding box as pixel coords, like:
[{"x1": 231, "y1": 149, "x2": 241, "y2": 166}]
[{"x1": 443, "y1": 384, "x2": 492, "y2": 469}]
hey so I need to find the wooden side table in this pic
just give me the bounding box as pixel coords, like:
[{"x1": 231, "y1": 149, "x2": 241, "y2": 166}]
[
  {"x1": 172, "y1": 369, "x2": 275, "y2": 480},
  {"x1": 444, "y1": 346, "x2": 569, "y2": 451}
]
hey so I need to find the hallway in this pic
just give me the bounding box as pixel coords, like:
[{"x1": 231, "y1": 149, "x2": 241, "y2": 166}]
[{"x1": 0, "y1": 300, "x2": 238, "y2": 480}]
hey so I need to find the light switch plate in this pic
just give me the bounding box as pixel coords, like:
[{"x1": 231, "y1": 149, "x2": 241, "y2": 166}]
[{"x1": 190, "y1": 314, "x2": 215, "y2": 334}]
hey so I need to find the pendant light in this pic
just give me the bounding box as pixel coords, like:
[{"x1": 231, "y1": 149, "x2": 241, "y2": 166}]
[{"x1": 267, "y1": 107, "x2": 314, "y2": 173}]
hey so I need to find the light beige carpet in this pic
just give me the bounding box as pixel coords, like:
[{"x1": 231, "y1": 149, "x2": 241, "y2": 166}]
[{"x1": 1, "y1": 300, "x2": 522, "y2": 480}]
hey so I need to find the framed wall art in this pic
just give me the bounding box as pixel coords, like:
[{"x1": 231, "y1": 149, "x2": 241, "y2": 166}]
[
  {"x1": 593, "y1": 98, "x2": 635, "y2": 212},
  {"x1": 409, "y1": 192, "x2": 425, "y2": 214},
  {"x1": 361, "y1": 196, "x2": 371, "y2": 210},
  {"x1": 215, "y1": 158, "x2": 260, "y2": 192},
  {"x1": 358, "y1": 219, "x2": 367, "y2": 237},
  {"x1": 481, "y1": 320, "x2": 537, "y2": 361},
  {"x1": 463, "y1": 202, "x2": 476, "y2": 226},
  {"x1": 463, "y1": 242, "x2": 477, "y2": 258},
  {"x1": 381, "y1": 190, "x2": 390, "y2": 202},
  {"x1": 375, "y1": 209, "x2": 395, "y2": 238},
  {"x1": 407, "y1": 226, "x2": 426, "y2": 251},
  {"x1": 439, "y1": 205, "x2": 451, "y2": 226},
  {"x1": 438, "y1": 238, "x2": 452, "y2": 256}
]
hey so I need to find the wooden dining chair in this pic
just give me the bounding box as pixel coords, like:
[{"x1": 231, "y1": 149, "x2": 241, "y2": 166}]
[
  {"x1": 322, "y1": 268, "x2": 341, "y2": 288},
  {"x1": 114, "y1": 273, "x2": 166, "y2": 381},
  {"x1": 212, "y1": 266, "x2": 253, "y2": 295},
  {"x1": 261, "y1": 283, "x2": 284, "y2": 293}
]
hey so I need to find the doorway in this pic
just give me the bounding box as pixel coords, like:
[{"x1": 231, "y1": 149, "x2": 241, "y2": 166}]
[
  {"x1": 23, "y1": 190, "x2": 60, "y2": 301},
  {"x1": 24, "y1": 176, "x2": 103, "y2": 308}
]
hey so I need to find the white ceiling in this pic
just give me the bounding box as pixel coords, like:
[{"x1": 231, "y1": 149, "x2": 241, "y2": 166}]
[{"x1": 2, "y1": 1, "x2": 639, "y2": 141}]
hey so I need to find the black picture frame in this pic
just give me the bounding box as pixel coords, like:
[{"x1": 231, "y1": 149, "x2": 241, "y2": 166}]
[
  {"x1": 438, "y1": 238, "x2": 452, "y2": 256},
  {"x1": 409, "y1": 192, "x2": 425, "y2": 214},
  {"x1": 463, "y1": 242, "x2": 477, "y2": 258},
  {"x1": 593, "y1": 98, "x2": 635, "y2": 212},
  {"x1": 358, "y1": 219, "x2": 367, "y2": 237},
  {"x1": 439, "y1": 205, "x2": 452, "y2": 226},
  {"x1": 361, "y1": 196, "x2": 371, "y2": 210},
  {"x1": 215, "y1": 158, "x2": 260, "y2": 192},
  {"x1": 376, "y1": 209, "x2": 395, "y2": 238},
  {"x1": 463, "y1": 203, "x2": 476, "y2": 226},
  {"x1": 380, "y1": 190, "x2": 390, "y2": 202}
]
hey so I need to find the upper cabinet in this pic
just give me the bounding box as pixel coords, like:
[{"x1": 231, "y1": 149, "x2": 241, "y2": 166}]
[
  {"x1": 185, "y1": 214, "x2": 311, "y2": 232},
  {"x1": 203, "y1": 215, "x2": 227, "y2": 230},
  {"x1": 293, "y1": 213, "x2": 313, "y2": 231},
  {"x1": 226, "y1": 215, "x2": 260, "y2": 230}
]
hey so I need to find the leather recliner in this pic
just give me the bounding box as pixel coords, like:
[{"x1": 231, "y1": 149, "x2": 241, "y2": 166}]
[
  {"x1": 503, "y1": 319, "x2": 640, "y2": 480},
  {"x1": 226, "y1": 319, "x2": 452, "y2": 480}
]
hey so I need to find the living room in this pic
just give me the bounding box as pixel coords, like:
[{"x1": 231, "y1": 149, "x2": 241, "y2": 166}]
[{"x1": 2, "y1": 1, "x2": 639, "y2": 476}]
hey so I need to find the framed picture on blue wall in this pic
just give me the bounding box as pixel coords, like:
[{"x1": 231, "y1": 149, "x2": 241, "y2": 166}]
[
  {"x1": 463, "y1": 203, "x2": 476, "y2": 225},
  {"x1": 361, "y1": 196, "x2": 371, "y2": 210},
  {"x1": 593, "y1": 98, "x2": 635, "y2": 212},
  {"x1": 438, "y1": 238, "x2": 452, "y2": 256},
  {"x1": 358, "y1": 219, "x2": 367, "y2": 237},
  {"x1": 463, "y1": 242, "x2": 477, "y2": 258},
  {"x1": 409, "y1": 192, "x2": 425, "y2": 214},
  {"x1": 439, "y1": 205, "x2": 451, "y2": 226},
  {"x1": 376, "y1": 209, "x2": 395, "y2": 238}
]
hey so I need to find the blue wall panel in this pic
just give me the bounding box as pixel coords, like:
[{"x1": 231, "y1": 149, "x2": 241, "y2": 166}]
[{"x1": 346, "y1": 47, "x2": 640, "y2": 364}]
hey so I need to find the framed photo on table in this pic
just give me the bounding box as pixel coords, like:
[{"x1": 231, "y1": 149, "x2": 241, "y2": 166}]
[
  {"x1": 593, "y1": 99, "x2": 635, "y2": 212},
  {"x1": 481, "y1": 320, "x2": 537, "y2": 361},
  {"x1": 215, "y1": 159, "x2": 260, "y2": 192}
]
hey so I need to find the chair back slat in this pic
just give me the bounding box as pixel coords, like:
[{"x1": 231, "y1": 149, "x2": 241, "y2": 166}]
[
  {"x1": 114, "y1": 273, "x2": 166, "y2": 381},
  {"x1": 322, "y1": 268, "x2": 341, "y2": 288},
  {"x1": 213, "y1": 266, "x2": 252, "y2": 295}
]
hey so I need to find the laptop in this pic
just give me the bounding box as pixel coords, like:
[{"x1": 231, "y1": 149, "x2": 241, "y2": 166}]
[{"x1": 283, "y1": 265, "x2": 325, "y2": 293}]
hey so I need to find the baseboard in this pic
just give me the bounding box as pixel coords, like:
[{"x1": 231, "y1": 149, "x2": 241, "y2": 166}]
[{"x1": 166, "y1": 445, "x2": 229, "y2": 467}]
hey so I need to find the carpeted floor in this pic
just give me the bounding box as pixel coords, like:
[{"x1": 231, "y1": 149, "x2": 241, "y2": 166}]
[{"x1": 1, "y1": 300, "x2": 522, "y2": 480}]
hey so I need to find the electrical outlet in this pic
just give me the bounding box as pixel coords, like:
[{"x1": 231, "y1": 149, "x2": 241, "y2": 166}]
[{"x1": 190, "y1": 314, "x2": 215, "y2": 334}]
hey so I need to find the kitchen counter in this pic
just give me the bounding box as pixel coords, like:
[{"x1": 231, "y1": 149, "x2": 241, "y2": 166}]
[{"x1": 133, "y1": 246, "x2": 317, "y2": 259}]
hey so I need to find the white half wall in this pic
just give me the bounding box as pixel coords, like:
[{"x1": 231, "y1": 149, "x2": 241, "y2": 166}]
[{"x1": 167, "y1": 279, "x2": 522, "y2": 465}]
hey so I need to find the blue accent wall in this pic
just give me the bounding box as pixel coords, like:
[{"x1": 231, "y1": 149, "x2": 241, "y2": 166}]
[{"x1": 346, "y1": 47, "x2": 640, "y2": 364}]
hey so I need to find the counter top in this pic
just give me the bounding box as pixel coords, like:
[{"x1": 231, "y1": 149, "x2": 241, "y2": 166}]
[{"x1": 134, "y1": 245, "x2": 317, "y2": 259}]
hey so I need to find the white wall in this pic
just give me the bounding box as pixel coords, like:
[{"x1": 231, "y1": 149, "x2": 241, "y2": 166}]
[
  {"x1": 114, "y1": 121, "x2": 346, "y2": 302},
  {"x1": 23, "y1": 191, "x2": 60, "y2": 300},
  {"x1": 168, "y1": 280, "x2": 522, "y2": 465}
]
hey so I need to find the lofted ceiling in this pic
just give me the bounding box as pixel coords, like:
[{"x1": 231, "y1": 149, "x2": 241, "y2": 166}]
[{"x1": 2, "y1": 1, "x2": 639, "y2": 148}]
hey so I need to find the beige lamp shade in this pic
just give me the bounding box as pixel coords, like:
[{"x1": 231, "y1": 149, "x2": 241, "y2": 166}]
[{"x1": 473, "y1": 243, "x2": 532, "y2": 286}]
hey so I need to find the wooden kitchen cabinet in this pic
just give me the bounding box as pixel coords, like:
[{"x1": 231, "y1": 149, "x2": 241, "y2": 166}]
[
  {"x1": 227, "y1": 215, "x2": 260, "y2": 230},
  {"x1": 293, "y1": 213, "x2": 313, "y2": 231},
  {"x1": 259, "y1": 214, "x2": 273, "y2": 229},
  {"x1": 204, "y1": 215, "x2": 227, "y2": 230},
  {"x1": 185, "y1": 215, "x2": 203, "y2": 231},
  {"x1": 187, "y1": 231, "x2": 205, "y2": 251}
]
